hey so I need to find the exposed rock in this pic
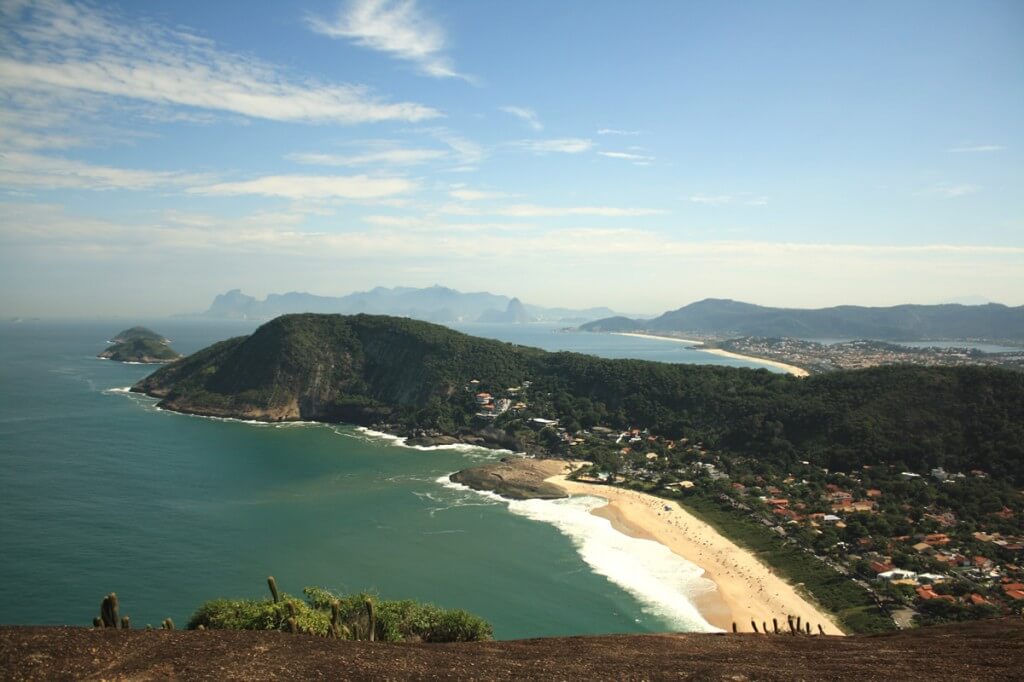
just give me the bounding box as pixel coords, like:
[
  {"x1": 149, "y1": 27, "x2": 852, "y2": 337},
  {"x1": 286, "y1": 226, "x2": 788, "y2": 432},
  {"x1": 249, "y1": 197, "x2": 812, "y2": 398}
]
[{"x1": 450, "y1": 457, "x2": 570, "y2": 500}]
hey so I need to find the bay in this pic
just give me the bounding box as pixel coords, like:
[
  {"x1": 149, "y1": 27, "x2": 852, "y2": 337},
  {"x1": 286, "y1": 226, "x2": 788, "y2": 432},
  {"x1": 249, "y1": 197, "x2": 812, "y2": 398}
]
[{"x1": 0, "y1": 319, "x2": 769, "y2": 637}]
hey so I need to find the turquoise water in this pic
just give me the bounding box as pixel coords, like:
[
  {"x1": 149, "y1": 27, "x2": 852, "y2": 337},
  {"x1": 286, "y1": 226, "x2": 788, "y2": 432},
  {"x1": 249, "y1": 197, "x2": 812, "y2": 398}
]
[{"x1": 0, "y1": 319, "x2": 756, "y2": 636}]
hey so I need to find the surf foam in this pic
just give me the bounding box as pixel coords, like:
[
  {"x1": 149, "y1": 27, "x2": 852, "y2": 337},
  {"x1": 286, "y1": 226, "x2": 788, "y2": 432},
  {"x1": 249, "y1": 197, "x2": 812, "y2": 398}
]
[{"x1": 441, "y1": 475, "x2": 721, "y2": 633}]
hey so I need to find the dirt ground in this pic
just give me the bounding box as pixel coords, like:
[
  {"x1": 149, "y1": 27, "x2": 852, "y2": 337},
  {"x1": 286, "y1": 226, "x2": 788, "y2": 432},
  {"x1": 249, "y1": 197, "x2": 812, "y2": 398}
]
[{"x1": 2, "y1": 617, "x2": 1022, "y2": 681}]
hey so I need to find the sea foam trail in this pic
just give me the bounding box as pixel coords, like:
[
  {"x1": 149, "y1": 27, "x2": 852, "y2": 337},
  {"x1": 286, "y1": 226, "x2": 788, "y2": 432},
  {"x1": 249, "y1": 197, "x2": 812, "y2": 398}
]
[{"x1": 439, "y1": 476, "x2": 721, "y2": 633}]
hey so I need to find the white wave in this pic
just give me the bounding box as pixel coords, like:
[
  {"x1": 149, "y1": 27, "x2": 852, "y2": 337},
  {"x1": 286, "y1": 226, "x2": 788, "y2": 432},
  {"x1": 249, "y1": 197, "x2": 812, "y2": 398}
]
[
  {"x1": 441, "y1": 475, "x2": 720, "y2": 633},
  {"x1": 103, "y1": 386, "x2": 133, "y2": 394},
  {"x1": 352, "y1": 426, "x2": 514, "y2": 456}
]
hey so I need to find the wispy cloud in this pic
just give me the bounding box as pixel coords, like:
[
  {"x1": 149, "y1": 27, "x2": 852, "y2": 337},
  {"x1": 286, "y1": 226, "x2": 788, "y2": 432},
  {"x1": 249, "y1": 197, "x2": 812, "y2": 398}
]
[
  {"x1": 0, "y1": 151, "x2": 208, "y2": 190},
  {"x1": 186, "y1": 175, "x2": 418, "y2": 200},
  {"x1": 449, "y1": 188, "x2": 511, "y2": 201},
  {"x1": 597, "y1": 128, "x2": 640, "y2": 136},
  {"x1": 500, "y1": 106, "x2": 542, "y2": 131},
  {"x1": 598, "y1": 151, "x2": 654, "y2": 164},
  {"x1": 517, "y1": 138, "x2": 593, "y2": 154},
  {"x1": 947, "y1": 144, "x2": 1005, "y2": 153},
  {"x1": 0, "y1": 0, "x2": 439, "y2": 125},
  {"x1": 685, "y1": 193, "x2": 768, "y2": 206},
  {"x1": 495, "y1": 204, "x2": 664, "y2": 217},
  {"x1": 923, "y1": 183, "x2": 979, "y2": 198},
  {"x1": 308, "y1": 0, "x2": 470, "y2": 81},
  {"x1": 287, "y1": 148, "x2": 447, "y2": 167}
]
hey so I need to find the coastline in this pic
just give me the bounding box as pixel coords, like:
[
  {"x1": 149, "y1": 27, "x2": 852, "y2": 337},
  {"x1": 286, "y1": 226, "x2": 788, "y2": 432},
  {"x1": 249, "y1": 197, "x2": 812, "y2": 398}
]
[
  {"x1": 612, "y1": 331, "x2": 809, "y2": 377},
  {"x1": 548, "y1": 474, "x2": 844, "y2": 635},
  {"x1": 698, "y1": 348, "x2": 810, "y2": 378}
]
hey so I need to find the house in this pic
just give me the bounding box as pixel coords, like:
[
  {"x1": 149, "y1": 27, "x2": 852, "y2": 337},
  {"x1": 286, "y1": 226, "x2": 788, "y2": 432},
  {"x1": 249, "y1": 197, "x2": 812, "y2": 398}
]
[
  {"x1": 877, "y1": 568, "x2": 917, "y2": 582},
  {"x1": 923, "y1": 533, "x2": 951, "y2": 546},
  {"x1": 865, "y1": 488, "x2": 883, "y2": 498},
  {"x1": 869, "y1": 561, "x2": 896, "y2": 575},
  {"x1": 912, "y1": 542, "x2": 934, "y2": 554},
  {"x1": 969, "y1": 594, "x2": 992, "y2": 606}
]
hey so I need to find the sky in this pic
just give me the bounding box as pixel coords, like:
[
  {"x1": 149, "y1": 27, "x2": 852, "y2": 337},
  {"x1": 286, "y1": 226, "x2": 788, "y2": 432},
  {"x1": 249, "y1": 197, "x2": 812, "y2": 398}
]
[{"x1": 0, "y1": 0, "x2": 1022, "y2": 317}]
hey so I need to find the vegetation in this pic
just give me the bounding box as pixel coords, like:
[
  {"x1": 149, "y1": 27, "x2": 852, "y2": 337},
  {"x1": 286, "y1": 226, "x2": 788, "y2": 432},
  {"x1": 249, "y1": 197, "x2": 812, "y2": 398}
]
[
  {"x1": 188, "y1": 587, "x2": 492, "y2": 642},
  {"x1": 136, "y1": 314, "x2": 1024, "y2": 485},
  {"x1": 100, "y1": 326, "x2": 181, "y2": 363}
]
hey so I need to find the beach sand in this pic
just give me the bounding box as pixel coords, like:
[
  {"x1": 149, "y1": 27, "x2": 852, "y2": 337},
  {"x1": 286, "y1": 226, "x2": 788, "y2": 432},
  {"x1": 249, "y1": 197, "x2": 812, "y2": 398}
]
[
  {"x1": 548, "y1": 475, "x2": 845, "y2": 635},
  {"x1": 698, "y1": 348, "x2": 810, "y2": 377},
  {"x1": 612, "y1": 332, "x2": 809, "y2": 377}
]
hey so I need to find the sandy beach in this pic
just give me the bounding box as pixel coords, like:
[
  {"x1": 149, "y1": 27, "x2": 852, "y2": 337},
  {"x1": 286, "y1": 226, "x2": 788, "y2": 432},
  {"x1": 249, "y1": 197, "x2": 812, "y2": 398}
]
[
  {"x1": 548, "y1": 474, "x2": 844, "y2": 635},
  {"x1": 612, "y1": 332, "x2": 809, "y2": 377},
  {"x1": 698, "y1": 348, "x2": 810, "y2": 377}
]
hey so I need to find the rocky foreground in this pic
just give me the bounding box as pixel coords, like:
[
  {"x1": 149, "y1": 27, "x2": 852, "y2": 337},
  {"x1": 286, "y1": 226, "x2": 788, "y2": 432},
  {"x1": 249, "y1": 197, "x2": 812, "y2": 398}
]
[
  {"x1": 449, "y1": 457, "x2": 571, "y2": 499},
  {"x1": 2, "y1": 618, "x2": 1022, "y2": 680}
]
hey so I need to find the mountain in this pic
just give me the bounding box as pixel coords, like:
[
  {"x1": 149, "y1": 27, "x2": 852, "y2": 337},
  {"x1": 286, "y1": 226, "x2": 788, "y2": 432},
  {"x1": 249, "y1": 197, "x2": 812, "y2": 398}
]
[
  {"x1": 133, "y1": 314, "x2": 1024, "y2": 483},
  {"x1": 100, "y1": 326, "x2": 181, "y2": 363},
  {"x1": 579, "y1": 298, "x2": 1024, "y2": 341},
  {"x1": 196, "y1": 286, "x2": 620, "y2": 324},
  {"x1": 477, "y1": 297, "x2": 533, "y2": 324}
]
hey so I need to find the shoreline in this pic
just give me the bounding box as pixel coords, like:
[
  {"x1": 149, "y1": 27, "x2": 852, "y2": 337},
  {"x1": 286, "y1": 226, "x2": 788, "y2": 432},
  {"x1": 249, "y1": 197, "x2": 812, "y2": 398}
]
[
  {"x1": 613, "y1": 331, "x2": 809, "y2": 377},
  {"x1": 548, "y1": 474, "x2": 844, "y2": 635}
]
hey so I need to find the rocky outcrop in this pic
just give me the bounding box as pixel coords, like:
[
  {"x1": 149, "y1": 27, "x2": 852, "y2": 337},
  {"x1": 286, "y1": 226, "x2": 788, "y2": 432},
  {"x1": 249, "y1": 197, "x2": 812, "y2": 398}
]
[{"x1": 449, "y1": 457, "x2": 569, "y2": 500}]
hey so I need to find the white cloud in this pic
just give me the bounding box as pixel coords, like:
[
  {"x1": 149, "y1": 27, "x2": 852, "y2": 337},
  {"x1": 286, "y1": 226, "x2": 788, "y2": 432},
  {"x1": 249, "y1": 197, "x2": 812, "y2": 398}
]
[
  {"x1": 500, "y1": 106, "x2": 543, "y2": 131},
  {"x1": 187, "y1": 175, "x2": 418, "y2": 200},
  {"x1": 308, "y1": 0, "x2": 470, "y2": 81},
  {"x1": 685, "y1": 193, "x2": 768, "y2": 206},
  {"x1": 947, "y1": 145, "x2": 1005, "y2": 153},
  {"x1": 597, "y1": 128, "x2": 640, "y2": 136},
  {"x1": 0, "y1": 0, "x2": 440, "y2": 125},
  {"x1": 599, "y1": 151, "x2": 654, "y2": 163},
  {"x1": 287, "y1": 148, "x2": 447, "y2": 167},
  {"x1": 495, "y1": 204, "x2": 664, "y2": 217},
  {"x1": 0, "y1": 151, "x2": 207, "y2": 190},
  {"x1": 924, "y1": 184, "x2": 979, "y2": 198},
  {"x1": 518, "y1": 138, "x2": 593, "y2": 154},
  {"x1": 449, "y1": 188, "x2": 510, "y2": 201}
]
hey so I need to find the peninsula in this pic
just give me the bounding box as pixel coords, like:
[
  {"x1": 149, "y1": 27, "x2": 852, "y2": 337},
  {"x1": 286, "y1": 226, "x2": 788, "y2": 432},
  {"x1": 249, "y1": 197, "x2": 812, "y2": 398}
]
[{"x1": 99, "y1": 326, "x2": 182, "y2": 364}]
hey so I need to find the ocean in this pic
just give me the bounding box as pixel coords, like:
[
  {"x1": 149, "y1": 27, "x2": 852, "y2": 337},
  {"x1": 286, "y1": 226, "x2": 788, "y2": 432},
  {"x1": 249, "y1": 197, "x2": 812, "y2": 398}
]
[{"x1": 0, "y1": 319, "x2": 774, "y2": 637}]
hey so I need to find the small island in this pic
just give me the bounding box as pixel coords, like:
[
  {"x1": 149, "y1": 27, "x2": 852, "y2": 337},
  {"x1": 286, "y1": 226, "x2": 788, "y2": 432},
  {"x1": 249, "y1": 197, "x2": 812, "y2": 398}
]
[{"x1": 99, "y1": 326, "x2": 182, "y2": 364}]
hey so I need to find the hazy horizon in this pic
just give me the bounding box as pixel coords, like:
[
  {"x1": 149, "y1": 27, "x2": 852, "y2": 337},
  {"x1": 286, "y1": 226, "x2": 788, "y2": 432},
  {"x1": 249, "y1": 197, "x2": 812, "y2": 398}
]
[{"x1": 1, "y1": 0, "x2": 1022, "y2": 317}]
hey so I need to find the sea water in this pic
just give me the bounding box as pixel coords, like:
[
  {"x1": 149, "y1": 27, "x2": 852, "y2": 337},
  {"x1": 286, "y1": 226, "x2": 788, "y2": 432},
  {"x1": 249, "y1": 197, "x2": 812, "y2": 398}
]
[{"x1": 0, "y1": 319, "x2": 755, "y2": 637}]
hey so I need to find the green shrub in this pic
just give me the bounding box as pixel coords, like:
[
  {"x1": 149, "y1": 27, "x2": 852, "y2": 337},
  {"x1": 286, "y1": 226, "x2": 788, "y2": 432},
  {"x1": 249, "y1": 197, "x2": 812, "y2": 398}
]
[{"x1": 187, "y1": 586, "x2": 492, "y2": 642}]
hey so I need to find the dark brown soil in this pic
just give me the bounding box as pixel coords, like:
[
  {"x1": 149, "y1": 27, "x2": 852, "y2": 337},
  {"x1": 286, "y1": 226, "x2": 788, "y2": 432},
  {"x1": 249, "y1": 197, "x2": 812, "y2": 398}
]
[{"x1": 3, "y1": 618, "x2": 1022, "y2": 681}]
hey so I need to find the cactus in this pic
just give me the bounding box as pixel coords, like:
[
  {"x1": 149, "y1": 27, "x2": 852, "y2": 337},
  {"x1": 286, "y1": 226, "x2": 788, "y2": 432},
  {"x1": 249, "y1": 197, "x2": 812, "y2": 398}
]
[
  {"x1": 787, "y1": 615, "x2": 795, "y2": 635},
  {"x1": 267, "y1": 576, "x2": 280, "y2": 604},
  {"x1": 772, "y1": 617, "x2": 779, "y2": 634},
  {"x1": 329, "y1": 601, "x2": 342, "y2": 639},
  {"x1": 162, "y1": 618, "x2": 174, "y2": 630},
  {"x1": 750, "y1": 620, "x2": 758, "y2": 633},
  {"x1": 93, "y1": 617, "x2": 103, "y2": 628},
  {"x1": 365, "y1": 598, "x2": 376, "y2": 642},
  {"x1": 100, "y1": 593, "x2": 119, "y2": 628},
  {"x1": 287, "y1": 616, "x2": 297, "y2": 634},
  {"x1": 197, "y1": 624, "x2": 205, "y2": 631},
  {"x1": 762, "y1": 621, "x2": 767, "y2": 635},
  {"x1": 806, "y1": 622, "x2": 811, "y2": 635},
  {"x1": 796, "y1": 615, "x2": 802, "y2": 632},
  {"x1": 121, "y1": 616, "x2": 130, "y2": 630},
  {"x1": 731, "y1": 622, "x2": 737, "y2": 633},
  {"x1": 818, "y1": 623, "x2": 826, "y2": 636}
]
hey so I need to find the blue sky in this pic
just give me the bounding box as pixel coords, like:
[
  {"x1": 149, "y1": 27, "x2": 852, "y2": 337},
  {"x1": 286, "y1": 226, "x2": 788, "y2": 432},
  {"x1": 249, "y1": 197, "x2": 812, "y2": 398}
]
[{"x1": 0, "y1": 0, "x2": 1021, "y2": 316}]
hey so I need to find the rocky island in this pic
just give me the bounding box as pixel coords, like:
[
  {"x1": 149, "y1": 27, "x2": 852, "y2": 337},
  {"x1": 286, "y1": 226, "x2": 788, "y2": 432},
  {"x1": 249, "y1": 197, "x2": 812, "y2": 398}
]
[{"x1": 99, "y1": 326, "x2": 182, "y2": 364}]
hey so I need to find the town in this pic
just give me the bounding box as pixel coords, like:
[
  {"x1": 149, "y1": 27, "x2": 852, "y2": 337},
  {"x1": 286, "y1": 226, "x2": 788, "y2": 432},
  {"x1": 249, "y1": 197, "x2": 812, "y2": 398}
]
[
  {"x1": 462, "y1": 378, "x2": 1024, "y2": 632},
  {"x1": 714, "y1": 337, "x2": 1024, "y2": 374}
]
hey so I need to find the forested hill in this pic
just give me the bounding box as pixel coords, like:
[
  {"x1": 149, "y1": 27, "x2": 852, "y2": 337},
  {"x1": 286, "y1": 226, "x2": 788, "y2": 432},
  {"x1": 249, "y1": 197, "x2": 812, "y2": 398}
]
[
  {"x1": 579, "y1": 299, "x2": 1024, "y2": 341},
  {"x1": 133, "y1": 314, "x2": 1024, "y2": 484}
]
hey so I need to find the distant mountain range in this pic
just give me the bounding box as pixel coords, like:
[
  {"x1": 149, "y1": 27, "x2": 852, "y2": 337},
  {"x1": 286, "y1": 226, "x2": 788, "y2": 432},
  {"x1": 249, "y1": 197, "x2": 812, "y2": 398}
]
[
  {"x1": 579, "y1": 298, "x2": 1024, "y2": 342},
  {"x1": 195, "y1": 286, "x2": 621, "y2": 324}
]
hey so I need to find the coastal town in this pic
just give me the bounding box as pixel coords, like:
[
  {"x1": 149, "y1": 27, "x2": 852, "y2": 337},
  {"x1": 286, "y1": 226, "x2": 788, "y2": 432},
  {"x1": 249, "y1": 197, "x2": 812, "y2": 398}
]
[
  {"x1": 461, "y1": 378, "x2": 1024, "y2": 632},
  {"x1": 712, "y1": 337, "x2": 1024, "y2": 374}
]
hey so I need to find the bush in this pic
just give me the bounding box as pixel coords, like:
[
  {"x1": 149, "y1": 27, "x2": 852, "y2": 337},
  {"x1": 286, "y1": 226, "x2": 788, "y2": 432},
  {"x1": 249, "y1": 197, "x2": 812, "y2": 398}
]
[{"x1": 187, "y1": 587, "x2": 492, "y2": 642}]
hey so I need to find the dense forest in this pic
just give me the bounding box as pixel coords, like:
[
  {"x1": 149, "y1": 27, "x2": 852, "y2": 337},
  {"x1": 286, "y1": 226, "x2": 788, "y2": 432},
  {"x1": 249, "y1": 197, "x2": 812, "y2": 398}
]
[{"x1": 134, "y1": 314, "x2": 1024, "y2": 484}]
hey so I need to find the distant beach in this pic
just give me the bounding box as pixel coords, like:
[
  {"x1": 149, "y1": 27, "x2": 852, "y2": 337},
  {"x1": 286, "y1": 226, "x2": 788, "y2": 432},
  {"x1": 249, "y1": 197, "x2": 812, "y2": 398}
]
[
  {"x1": 613, "y1": 332, "x2": 809, "y2": 377},
  {"x1": 548, "y1": 473, "x2": 844, "y2": 635}
]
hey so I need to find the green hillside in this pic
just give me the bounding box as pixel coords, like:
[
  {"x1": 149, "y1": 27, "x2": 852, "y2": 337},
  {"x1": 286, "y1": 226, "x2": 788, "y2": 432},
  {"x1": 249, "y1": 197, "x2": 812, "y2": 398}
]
[{"x1": 133, "y1": 314, "x2": 1024, "y2": 483}]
